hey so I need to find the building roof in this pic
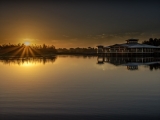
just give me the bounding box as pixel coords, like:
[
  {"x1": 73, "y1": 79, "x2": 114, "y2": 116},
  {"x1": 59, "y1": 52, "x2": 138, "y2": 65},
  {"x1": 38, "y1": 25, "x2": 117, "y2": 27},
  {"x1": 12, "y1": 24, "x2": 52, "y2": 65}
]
[
  {"x1": 100, "y1": 39, "x2": 160, "y2": 49},
  {"x1": 125, "y1": 43, "x2": 157, "y2": 48},
  {"x1": 104, "y1": 43, "x2": 158, "y2": 49}
]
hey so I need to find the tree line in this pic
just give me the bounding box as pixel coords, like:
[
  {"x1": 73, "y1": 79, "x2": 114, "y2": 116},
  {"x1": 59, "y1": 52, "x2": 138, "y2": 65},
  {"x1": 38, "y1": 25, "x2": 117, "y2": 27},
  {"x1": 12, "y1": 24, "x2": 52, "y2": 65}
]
[
  {"x1": 0, "y1": 43, "x2": 57, "y2": 56},
  {"x1": 0, "y1": 43, "x2": 56, "y2": 49},
  {"x1": 142, "y1": 38, "x2": 160, "y2": 46},
  {"x1": 56, "y1": 47, "x2": 97, "y2": 54},
  {"x1": 0, "y1": 43, "x2": 97, "y2": 56}
]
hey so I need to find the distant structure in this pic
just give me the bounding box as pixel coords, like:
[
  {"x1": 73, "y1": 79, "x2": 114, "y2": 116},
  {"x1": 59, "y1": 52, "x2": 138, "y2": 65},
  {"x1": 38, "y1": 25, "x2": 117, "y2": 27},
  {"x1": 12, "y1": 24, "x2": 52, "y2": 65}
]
[{"x1": 97, "y1": 39, "x2": 160, "y2": 56}]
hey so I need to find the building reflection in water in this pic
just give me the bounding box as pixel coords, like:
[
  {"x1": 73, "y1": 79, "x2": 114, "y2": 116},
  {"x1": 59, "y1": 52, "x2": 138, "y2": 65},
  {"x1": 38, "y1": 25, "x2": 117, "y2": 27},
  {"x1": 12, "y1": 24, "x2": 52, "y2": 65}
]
[
  {"x1": 97, "y1": 55, "x2": 160, "y2": 71},
  {"x1": 0, "y1": 56, "x2": 57, "y2": 65}
]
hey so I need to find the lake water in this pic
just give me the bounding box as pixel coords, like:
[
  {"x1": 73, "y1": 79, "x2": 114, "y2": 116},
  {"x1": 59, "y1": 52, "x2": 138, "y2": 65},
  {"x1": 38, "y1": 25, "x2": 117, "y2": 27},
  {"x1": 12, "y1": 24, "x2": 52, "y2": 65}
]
[{"x1": 0, "y1": 55, "x2": 160, "y2": 120}]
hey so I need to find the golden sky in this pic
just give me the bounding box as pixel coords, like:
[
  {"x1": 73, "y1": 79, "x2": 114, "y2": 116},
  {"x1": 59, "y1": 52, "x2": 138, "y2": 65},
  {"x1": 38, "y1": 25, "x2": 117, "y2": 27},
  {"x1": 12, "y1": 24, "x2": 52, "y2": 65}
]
[{"x1": 0, "y1": 1, "x2": 160, "y2": 48}]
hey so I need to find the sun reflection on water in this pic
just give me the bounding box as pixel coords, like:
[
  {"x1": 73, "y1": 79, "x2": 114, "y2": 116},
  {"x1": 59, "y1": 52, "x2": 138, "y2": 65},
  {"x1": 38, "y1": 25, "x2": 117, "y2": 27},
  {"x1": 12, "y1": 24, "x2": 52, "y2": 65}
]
[
  {"x1": 20, "y1": 61, "x2": 39, "y2": 67},
  {"x1": 0, "y1": 57, "x2": 57, "y2": 67}
]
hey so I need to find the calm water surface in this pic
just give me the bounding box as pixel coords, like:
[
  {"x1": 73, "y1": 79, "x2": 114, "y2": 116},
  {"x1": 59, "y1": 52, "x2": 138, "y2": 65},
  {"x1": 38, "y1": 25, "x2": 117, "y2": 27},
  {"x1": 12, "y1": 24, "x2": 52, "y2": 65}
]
[{"x1": 0, "y1": 56, "x2": 160, "y2": 119}]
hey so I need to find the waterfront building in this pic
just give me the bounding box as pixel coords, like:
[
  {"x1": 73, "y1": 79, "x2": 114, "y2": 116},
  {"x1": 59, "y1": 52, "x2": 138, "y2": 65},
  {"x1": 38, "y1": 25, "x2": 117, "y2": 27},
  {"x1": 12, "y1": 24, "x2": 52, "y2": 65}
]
[{"x1": 97, "y1": 39, "x2": 160, "y2": 56}]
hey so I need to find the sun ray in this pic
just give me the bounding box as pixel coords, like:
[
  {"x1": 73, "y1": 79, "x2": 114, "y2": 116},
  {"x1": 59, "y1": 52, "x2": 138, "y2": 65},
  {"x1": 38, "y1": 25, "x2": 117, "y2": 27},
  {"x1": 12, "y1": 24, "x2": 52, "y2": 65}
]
[
  {"x1": 26, "y1": 47, "x2": 29, "y2": 57},
  {"x1": 28, "y1": 47, "x2": 36, "y2": 57},
  {"x1": 10, "y1": 46, "x2": 25, "y2": 57},
  {"x1": 30, "y1": 47, "x2": 43, "y2": 57},
  {"x1": 0, "y1": 46, "x2": 22, "y2": 56},
  {"x1": 20, "y1": 47, "x2": 27, "y2": 58}
]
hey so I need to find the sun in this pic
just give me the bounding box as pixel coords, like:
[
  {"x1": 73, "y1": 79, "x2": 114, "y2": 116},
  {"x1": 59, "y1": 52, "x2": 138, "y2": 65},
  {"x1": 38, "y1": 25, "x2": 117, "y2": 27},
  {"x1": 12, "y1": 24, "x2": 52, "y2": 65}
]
[{"x1": 24, "y1": 41, "x2": 30, "y2": 46}]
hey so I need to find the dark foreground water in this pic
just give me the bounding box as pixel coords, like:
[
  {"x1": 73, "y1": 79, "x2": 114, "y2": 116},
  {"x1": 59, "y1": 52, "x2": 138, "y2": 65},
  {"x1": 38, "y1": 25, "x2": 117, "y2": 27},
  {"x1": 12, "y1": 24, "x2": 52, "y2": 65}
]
[{"x1": 0, "y1": 56, "x2": 160, "y2": 120}]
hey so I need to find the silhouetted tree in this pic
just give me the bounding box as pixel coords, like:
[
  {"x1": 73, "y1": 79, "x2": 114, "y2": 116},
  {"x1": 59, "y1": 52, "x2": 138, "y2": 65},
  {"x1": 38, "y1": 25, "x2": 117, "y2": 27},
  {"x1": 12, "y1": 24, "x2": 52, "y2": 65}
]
[
  {"x1": 142, "y1": 38, "x2": 160, "y2": 46},
  {"x1": 149, "y1": 63, "x2": 160, "y2": 71}
]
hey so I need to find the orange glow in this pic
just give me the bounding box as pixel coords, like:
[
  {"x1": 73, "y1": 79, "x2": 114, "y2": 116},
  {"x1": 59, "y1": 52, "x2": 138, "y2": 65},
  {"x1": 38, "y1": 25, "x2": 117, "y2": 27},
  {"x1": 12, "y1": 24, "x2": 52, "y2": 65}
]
[
  {"x1": 24, "y1": 41, "x2": 30, "y2": 46},
  {"x1": 21, "y1": 61, "x2": 39, "y2": 67}
]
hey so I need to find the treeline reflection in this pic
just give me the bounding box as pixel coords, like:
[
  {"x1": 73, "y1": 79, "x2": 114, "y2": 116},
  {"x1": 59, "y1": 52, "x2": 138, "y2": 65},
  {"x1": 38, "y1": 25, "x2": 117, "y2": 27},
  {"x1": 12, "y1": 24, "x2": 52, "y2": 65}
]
[
  {"x1": 148, "y1": 63, "x2": 160, "y2": 71},
  {"x1": 0, "y1": 56, "x2": 57, "y2": 65},
  {"x1": 97, "y1": 56, "x2": 160, "y2": 71}
]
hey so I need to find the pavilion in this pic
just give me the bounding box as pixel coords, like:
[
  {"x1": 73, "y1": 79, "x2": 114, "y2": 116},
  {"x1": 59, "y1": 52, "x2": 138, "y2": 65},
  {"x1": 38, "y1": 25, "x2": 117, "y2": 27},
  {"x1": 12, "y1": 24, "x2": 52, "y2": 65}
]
[{"x1": 97, "y1": 39, "x2": 160, "y2": 56}]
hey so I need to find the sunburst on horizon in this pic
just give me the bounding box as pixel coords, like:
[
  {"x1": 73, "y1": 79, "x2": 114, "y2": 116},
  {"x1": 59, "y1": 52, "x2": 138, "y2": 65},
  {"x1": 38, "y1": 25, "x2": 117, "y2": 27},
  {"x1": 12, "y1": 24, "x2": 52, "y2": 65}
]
[
  {"x1": 24, "y1": 41, "x2": 30, "y2": 46},
  {"x1": 0, "y1": 40, "x2": 56, "y2": 59}
]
